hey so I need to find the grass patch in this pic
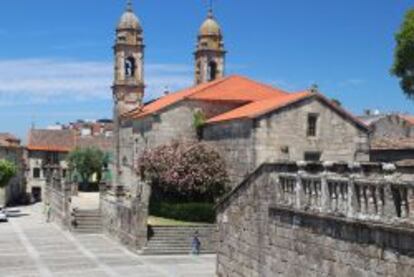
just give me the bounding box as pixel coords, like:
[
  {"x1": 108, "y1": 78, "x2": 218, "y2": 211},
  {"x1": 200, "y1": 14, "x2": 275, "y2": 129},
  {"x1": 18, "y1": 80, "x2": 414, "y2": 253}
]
[{"x1": 148, "y1": 216, "x2": 209, "y2": 226}]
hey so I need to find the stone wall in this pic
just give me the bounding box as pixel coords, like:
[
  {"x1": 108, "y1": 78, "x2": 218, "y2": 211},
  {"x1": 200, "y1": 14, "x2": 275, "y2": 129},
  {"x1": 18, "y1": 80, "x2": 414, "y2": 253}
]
[
  {"x1": 216, "y1": 162, "x2": 414, "y2": 277},
  {"x1": 370, "y1": 114, "x2": 414, "y2": 139},
  {"x1": 43, "y1": 166, "x2": 71, "y2": 229},
  {"x1": 254, "y1": 97, "x2": 369, "y2": 163},
  {"x1": 100, "y1": 181, "x2": 151, "y2": 252},
  {"x1": 203, "y1": 119, "x2": 255, "y2": 186},
  {"x1": 204, "y1": 97, "x2": 369, "y2": 187}
]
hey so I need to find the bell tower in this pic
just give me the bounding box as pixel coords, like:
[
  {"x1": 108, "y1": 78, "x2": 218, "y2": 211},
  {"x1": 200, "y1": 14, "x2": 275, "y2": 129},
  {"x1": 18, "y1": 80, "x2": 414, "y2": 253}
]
[
  {"x1": 113, "y1": 0, "x2": 145, "y2": 116},
  {"x1": 194, "y1": 9, "x2": 226, "y2": 85},
  {"x1": 113, "y1": 0, "x2": 144, "y2": 184}
]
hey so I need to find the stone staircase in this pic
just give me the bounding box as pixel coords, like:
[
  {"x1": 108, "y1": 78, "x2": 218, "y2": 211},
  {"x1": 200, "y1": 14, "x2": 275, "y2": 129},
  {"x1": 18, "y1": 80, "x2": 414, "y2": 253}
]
[
  {"x1": 142, "y1": 225, "x2": 218, "y2": 255},
  {"x1": 72, "y1": 209, "x2": 102, "y2": 234}
]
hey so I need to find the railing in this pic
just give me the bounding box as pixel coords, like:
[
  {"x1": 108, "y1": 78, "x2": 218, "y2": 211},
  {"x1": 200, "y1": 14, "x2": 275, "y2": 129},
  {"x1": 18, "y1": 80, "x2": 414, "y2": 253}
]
[{"x1": 272, "y1": 162, "x2": 414, "y2": 225}]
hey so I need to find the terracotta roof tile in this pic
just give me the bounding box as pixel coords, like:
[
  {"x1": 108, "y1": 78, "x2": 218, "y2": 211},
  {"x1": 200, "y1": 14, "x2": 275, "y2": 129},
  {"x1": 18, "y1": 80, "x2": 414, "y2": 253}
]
[
  {"x1": 0, "y1": 133, "x2": 21, "y2": 147},
  {"x1": 126, "y1": 75, "x2": 288, "y2": 119},
  {"x1": 76, "y1": 136, "x2": 112, "y2": 152},
  {"x1": 400, "y1": 115, "x2": 414, "y2": 125},
  {"x1": 27, "y1": 129, "x2": 75, "y2": 152},
  {"x1": 206, "y1": 92, "x2": 312, "y2": 123}
]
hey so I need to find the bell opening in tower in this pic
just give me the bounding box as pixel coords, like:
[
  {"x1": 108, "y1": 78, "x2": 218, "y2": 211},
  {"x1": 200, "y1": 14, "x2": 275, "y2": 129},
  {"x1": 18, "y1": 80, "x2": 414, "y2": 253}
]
[
  {"x1": 208, "y1": 61, "x2": 218, "y2": 81},
  {"x1": 125, "y1": 57, "x2": 136, "y2": 78}
]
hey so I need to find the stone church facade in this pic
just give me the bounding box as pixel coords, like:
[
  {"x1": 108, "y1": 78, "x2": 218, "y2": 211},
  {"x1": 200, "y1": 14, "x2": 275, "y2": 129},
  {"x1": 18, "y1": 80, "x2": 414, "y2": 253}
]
[
  {"x1": 101, "y1": 2, "x2": 370, "y2": 251},
  {"x1": 111, "y1": 3, "x2": 370, "y2": 190}
]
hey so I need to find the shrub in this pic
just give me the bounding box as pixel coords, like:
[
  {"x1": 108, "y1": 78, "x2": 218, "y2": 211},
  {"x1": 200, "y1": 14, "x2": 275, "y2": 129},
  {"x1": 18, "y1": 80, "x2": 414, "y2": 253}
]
[
  {"x1": 138, "y1": 141, "x2": 229, "y2": 202},
  {"x1": 150, "y1": 201, "x2": 215, "y2": 223},
  {"x1": 0, "y1": 159, "x2": 17, "y2": 188}
]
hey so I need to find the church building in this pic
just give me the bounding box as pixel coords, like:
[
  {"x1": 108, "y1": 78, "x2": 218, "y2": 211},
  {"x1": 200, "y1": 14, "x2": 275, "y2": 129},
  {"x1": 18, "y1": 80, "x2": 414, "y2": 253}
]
[{"x1": 112, "y1": 2, "x2": 370, "y2": 188}]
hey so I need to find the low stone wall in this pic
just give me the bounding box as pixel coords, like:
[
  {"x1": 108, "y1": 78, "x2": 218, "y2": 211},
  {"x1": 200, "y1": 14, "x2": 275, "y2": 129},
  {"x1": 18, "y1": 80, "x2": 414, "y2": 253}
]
[
  {"x1": 269, "y1": 206, "x2": 414, "y2": 276},
  {"x1": 100, "y1": 182, "x2": 150, "y2": 252},
  {"x1": 43, "y1": 166, "x2": 71, "y2": 229},
  {"x1": 216, "y1": 162, "x2": 414, "y2": 277}
]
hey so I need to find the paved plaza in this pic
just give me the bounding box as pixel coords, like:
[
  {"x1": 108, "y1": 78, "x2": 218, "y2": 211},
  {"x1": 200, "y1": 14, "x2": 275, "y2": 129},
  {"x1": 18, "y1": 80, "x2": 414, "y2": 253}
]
[{"x1": 0, "y1": 204, "x2": 215, "y2": 277}]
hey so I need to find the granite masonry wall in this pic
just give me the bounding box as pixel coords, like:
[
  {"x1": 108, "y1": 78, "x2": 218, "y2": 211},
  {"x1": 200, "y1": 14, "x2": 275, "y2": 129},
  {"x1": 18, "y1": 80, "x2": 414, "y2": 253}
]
[
  {"x1": 203, "y1": 119, "x2": 255, "y2": 186},
  {"x1": 216, "y1": 162, "x2": 414, "y2": 277},
  {"x1": 43, "y1": 166, "x2": 71, "y2": 229},
  {"x1": 370, "y1": 114, "x2": 414, "y2": 139},
  {"x1": 253, "y1": 97, "x2": 369, "y2": 163},
  {"x1": 100, "y1": 181, "x2": 151, "y2": 252},
  {"x1": 204, "y1": 97, "x2": 370, "y2": 187}
]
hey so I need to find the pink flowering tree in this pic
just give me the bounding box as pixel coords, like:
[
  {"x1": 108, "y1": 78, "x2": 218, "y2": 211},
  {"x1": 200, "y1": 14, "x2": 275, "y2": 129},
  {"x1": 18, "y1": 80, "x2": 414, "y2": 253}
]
[{"x1": 138, "y1": 141, "x2": 229, "y2": 202}]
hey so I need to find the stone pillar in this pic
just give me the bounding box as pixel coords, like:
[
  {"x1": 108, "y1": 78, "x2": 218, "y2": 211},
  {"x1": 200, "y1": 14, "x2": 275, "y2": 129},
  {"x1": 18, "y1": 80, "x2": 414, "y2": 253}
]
[
  {"x1": 382, "y1": 163, "x2": 397, "y2": 223},
  {"x1": 296, "y1": 161, "x2": 306, "y2": 209},
  {"x1": 348, "y1": 162, "x2": 361, "y2": 219},
  {"x1": 321, "y1": 161, "x2": 334, "y2": 213}
]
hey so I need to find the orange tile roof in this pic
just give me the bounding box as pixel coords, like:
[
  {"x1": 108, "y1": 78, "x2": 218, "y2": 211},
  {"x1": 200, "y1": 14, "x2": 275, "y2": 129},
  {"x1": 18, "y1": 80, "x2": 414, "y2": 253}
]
[
  {"x1": 207, "y1": 91, "x2": 312, "y2": 123},
  {"x1": 206, "y1": 91, "x2": 370, "y2": 132},
  {"x1": 400, "y1": 115, "x2": 414, "y2": 125},
  {"x1": 126, "y1": 75, "x2": 288, "y2": 119},
  {"x1": 27, "y1": 129, "x2": 75, "y2": 152}
]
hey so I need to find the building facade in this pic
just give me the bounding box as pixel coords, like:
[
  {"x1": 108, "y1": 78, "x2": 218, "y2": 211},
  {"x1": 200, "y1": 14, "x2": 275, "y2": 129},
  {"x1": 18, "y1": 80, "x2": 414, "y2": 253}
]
[
  {"x1": 103, "y1": 2, "x2": 371, "y2": 251},
  {"x1": 113, "y1": 5, "x2": 370, "y2": 189},
  {"x1": 26, "y1": 128, "x2": 112, "y2": 202}
]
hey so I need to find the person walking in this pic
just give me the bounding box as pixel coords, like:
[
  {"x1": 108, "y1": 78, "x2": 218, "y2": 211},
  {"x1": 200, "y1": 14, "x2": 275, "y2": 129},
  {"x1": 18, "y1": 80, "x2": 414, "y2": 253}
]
[
  {"x1": 191, "y1": 231, "x2": 201, "y2": 255},
  {"x1": 45, "y1": 203, "x2": 51, "y2": 223}
]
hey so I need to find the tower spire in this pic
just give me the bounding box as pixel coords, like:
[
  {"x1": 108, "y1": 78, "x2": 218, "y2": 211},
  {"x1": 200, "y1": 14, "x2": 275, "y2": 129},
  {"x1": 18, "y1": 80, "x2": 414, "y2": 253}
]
[
  {"x1": 208, "y1": 0, "x2": 214, "y2": 17},
  {"x1": 126, "y1": 0, "x2": 133, "y2": 12}
]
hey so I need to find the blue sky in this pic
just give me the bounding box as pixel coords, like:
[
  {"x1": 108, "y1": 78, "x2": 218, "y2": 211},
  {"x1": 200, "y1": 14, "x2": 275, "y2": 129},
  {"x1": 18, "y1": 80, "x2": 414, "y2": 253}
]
[{"x1": 0, "y1": 0, "x2": 413, "y2": 140}]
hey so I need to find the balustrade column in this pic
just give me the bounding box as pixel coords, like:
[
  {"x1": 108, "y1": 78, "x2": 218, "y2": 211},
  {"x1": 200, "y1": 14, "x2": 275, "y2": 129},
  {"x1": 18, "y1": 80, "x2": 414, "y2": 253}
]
[
  {"x1": 321, "y1": 162, "x2": 332, "y2": 213},
  {"x1": 383, "y1": 164, "x2": 397, "y2": 223},
  {"x1": 375, "y1": 186, "x2": 384, "y2": 217},
  {"x1": 348, "y1": 177, "x2": 358, "y2": 218},
  {"x1": 408, "y1": 188, "x2": 414, "y2": 223},
  {"x1": 295, "y1": 172, "x2": 304, "y2": 210}
]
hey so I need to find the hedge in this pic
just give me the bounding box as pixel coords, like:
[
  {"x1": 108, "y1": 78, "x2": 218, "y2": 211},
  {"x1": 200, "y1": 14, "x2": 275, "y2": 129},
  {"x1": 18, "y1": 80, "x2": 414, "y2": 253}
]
[{"x1": 150, "y1": 202, "x2": 215, "y2": 223}]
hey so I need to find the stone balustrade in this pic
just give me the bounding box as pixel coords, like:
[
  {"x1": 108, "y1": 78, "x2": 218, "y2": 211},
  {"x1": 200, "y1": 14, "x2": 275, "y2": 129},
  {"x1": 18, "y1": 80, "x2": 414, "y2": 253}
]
[{"x1": 270, "y1": 161, "x2": 414, "y2": 226}]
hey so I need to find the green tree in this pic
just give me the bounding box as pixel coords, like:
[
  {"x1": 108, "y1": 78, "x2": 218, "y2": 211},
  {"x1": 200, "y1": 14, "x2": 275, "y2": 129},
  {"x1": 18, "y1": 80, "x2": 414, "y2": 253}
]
[
  {"x1": 392, "y1": 8, "x2": 414, "y2": 99},
  {"x1": 0, "y1": 159, "x2": 17, "y2": 188},
  {"x1": 67, "y1": 147, "x2": 109, "y2": 186}
]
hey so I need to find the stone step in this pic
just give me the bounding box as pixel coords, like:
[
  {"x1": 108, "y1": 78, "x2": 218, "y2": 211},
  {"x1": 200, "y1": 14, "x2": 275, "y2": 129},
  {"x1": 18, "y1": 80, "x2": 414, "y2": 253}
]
[
  {"x1": 72, "y1": 209, "x2": 102, "y2": 234},
  {"x1": 142, "y1": 248, "x2": 215, "y2": 255},
  {"x1": 143, "y1": 224, "x2": 218, "y2": 255}
]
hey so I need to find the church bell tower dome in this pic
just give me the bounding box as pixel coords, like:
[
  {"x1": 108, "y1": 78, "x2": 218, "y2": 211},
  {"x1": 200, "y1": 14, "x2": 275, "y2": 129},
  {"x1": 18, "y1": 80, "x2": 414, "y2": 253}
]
[
  {"x1": 199, "y1": 10, "x2": 221, "y2": 36},
  {"x1": 117, "y1": 1, "x2": 142, "y2": 31}
]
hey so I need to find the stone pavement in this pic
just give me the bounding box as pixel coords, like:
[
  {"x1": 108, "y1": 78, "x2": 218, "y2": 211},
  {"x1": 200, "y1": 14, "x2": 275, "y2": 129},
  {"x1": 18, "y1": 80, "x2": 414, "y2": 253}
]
[{"x1": 0, "y1": 204, "x2": 215, "y2": 277}]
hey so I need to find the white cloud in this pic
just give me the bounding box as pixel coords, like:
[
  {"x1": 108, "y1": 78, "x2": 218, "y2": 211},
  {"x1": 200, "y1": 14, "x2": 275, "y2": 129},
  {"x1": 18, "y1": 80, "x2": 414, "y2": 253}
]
[{"x1": 0, "y1": 58, "x2": 193, "y2": 105}]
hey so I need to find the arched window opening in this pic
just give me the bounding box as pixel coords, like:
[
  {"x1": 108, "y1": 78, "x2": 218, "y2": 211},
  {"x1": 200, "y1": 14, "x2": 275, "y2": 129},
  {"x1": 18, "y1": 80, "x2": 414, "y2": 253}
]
[
  {"x1": 125, "y1": 57, "x2": 136, "y2": 78},
  {"x1": 207, "y1": 61, "x2": 217, "y2": 81}
]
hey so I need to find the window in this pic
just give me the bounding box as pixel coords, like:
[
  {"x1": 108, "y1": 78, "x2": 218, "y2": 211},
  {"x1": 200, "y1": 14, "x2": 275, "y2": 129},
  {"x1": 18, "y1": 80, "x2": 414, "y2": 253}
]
[
  {"x1": 207, "y1": 61, "x2": 217, "y2": 81},
  {"x1": 33, "y1": 168, "x2": 41, "y2": 179},
  {"x1": 46, "y1": 152, "x2": 59, "y2": 165},
  {"x1": 304, "y1": 152, "x2": 321, "y2": 162},
  {"x1": 125, "y1": 57, "x2": 136, "y2": 77},
  {"x1": 307, "y1": 114, "x2": 318, "y2": 137},
  {"x1": 62, "y1": 169, "x2": 67, "y2": 178}
]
